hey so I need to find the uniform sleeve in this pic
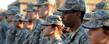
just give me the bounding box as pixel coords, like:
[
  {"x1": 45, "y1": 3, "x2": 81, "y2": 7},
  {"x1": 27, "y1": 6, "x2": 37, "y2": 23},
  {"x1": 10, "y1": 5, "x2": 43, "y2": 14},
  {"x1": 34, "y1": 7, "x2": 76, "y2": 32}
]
[
  {"x1": 28, "y1": 19, "x2": 44, "y2": 44},
  {"x1": 22, "y1": 32, "x2": 30, "y2": 44},
  {"x1": 79, "y1": 34, "x2": 88, "y2": 44},
  {"x1": 5, "y1": 30, "x2": 10, "y2": 44},
  {"x1": 15, "y1": 30, "x2": 22, "y2": 44},
  {"x1": 5, "y1": 29, "x2": 17, "y2": 44},
  {"x1": 15, "y1": 30, "x2": 30, "y2": 44},
  {"x1": 0, "y1": 25, "x2": 8, "y2": 44}
]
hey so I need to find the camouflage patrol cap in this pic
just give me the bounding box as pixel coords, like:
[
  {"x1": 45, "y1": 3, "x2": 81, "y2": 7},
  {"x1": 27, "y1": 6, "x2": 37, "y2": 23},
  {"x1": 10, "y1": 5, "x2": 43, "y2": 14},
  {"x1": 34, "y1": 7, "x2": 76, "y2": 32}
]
[
  {"x1": 43, "y1": 15, "x2": 63, "y2": 26},
  {"x1": 83, "y1": 13, "x2": 92, "y2": 20},
  {"x1": 58, "y1": 0, "x2": 86, "y2": 12},
  {"x1": 14, "y1": 14, "x2": 27, "y2": 21},
  {"x1": 83, "y1": 10, "x2": 109, "y2": 28},
  {"x1": 8, "y1": 6, "x2": 19, "y2": 14},
  {"x1": 96, "y1": 1, "x2": 107, "y2": 9},
  {"x1": 53, "y1": 11, "x2": 62, "y2": 16},
  {"x1": 96, "y1": 1, "x2": 109, "y2": 10}
]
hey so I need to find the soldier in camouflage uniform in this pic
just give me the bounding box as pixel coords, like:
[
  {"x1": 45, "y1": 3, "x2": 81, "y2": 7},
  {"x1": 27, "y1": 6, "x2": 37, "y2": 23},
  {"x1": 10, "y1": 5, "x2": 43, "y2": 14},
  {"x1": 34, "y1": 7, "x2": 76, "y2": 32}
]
[
  {"x1": 37, "y1": 0, "x2": 55, "y2": 20},
  {"x1": 57, "y1": 0, "x2": 88, "y2": 44},
  {"x1": 5, "y1": 14, "x2": 30, "y2": 44},
  {"x1": 39, "y1": 15, "x2": 64, "y2": 44},
  {"x1": 8, "y1": 6, "x2": 19, "y2": 14},
  {"x1": 0, "y1": 6, "x2": 19, "y2": 44},
  {"x1": 83, "y1": 10, "x2": 109, "y2": 44},
  {"x1": 0, "y1": 14, "x2": 8, "y2": 44},
  {"x1": 22, "y1": 5, "x2": 44, "y2": 44},
  {"x1": 83, "y1": 1, "x2": 109, "y2": 44},
  {"x1": 6, "y1": 6, "x2": 19, "y2": 30}
]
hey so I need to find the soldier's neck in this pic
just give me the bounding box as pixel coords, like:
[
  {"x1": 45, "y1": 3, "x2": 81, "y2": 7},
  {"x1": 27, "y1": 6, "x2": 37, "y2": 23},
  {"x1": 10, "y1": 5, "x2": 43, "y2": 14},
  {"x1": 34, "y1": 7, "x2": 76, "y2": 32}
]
[{"x1": 70, "y1": 21, "x2": 81, "y2": 32}]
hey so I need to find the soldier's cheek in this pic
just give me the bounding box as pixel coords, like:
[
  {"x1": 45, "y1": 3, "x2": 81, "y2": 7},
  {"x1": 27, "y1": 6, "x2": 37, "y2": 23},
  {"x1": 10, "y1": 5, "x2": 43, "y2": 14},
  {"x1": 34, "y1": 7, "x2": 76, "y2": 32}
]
[
  {"x1": 45, "y1": 11, "x2": 49, "y2": 16},
  {"x1": 26, "y1": 24, "x2": 34, "y2": 31},
  {"x1": 43, "y1": 28, "x2": 53, "y2": 36},
  {"x1": 18, "y1": 24, "x2": 24, "y2": 29}
]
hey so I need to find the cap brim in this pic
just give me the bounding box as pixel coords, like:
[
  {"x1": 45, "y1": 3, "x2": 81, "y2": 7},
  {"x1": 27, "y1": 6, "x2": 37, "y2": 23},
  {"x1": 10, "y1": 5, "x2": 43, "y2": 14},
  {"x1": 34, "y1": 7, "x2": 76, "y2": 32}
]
[
  {"x1": 57, "y1": 5, "x2": 72, "y2": 12},
  {"x1": 83, "y1": 20, "x2": 103, "y2": 28},
  {"x1": 58, "y1": 1, "x2": 70, "y2": 11}
]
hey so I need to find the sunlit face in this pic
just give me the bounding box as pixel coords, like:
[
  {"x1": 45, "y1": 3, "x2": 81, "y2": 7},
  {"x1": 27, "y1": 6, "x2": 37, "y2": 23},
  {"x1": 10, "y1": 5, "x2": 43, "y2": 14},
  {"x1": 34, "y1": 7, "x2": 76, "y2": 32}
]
[
  {"x1": 88, "y1": 28, "x2": 106, "y2": 44},
  {"x1": 32, "y1": 13, "x2": 38, "y2": 20},
  {"x1": 42, "y1": 24, "x2": 62, "y2": 37},
  {"x1": 24, "y1": 21, "x2": 34, "y2": 31},
  {"x1": 43, "y1": 25, "x2": 54, "y2": 36},
  {"x1": 27, "y1": 12, "x2": 38, "y2": 20},
  {"x1": 15, "y1": 21, "x2": 25, "y2": 29},
  {"x1": 39, "y1": 5, "x2": 49, "y2": 18}
]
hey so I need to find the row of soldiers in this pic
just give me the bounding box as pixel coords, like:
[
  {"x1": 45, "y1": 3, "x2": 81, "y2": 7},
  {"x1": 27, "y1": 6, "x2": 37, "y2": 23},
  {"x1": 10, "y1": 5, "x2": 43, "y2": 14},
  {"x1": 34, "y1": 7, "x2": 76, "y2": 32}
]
[{"x1": 0, "y1": 0, "x2": 109, "y2": 44}]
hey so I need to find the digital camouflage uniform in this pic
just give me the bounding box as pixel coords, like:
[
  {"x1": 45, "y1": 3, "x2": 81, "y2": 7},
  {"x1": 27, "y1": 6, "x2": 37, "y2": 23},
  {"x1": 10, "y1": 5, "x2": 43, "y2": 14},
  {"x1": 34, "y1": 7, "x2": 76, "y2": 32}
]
[
  {"x1": 22, "y1": 6, "x2": 45, "y2": 44},
  {"x1": 6, "y1": 28, "x2": 30, "y2": 44},
  {"x1": 23, "y1": 19, "x2": 44, "y2": 44},
  {"x1": 5, "y1": 14, "x2": 30, "y2": 44},
  {"x1": 58, "y1": 0, "x2": 88, "y2": 44},
  {"x1": 82, "y1": 1, "x2": 109, "y2": 34},
  {"x1": 0, "y1": 7, "x2": 19, "y2": 44},
  {"x1": 62, "y1": 25, "x2": 88, "y2": 44},
  {"x1": 8, "y1": 6, "x2": 19, "y2": 14},
  {"x1": 82, "y1": 2, "x2": 109, "y2": 44},
  {"x1": 83, "y1": 1, "x2": 109, "y2": 29},
  {"x1": 0, "y1": 23, "x2": 8, "y2": 44},
  {"x1": 39, "y1": 15, "x2": 64, "y2": 44}
]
